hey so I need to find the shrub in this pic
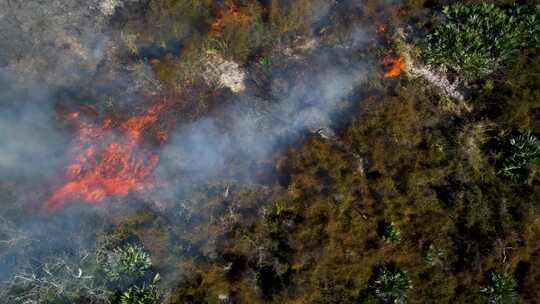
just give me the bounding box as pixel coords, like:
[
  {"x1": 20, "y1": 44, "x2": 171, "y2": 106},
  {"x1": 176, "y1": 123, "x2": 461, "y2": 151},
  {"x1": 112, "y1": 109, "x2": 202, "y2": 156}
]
[
  {"x1": 424, "y1": 244, "x2": 446, "y2": 267},
  {"x1": 103, "y1": 244, "x2": 152, "y2": 284},
  {"x1": 481, "y1": 272, "x2": 518, "y2": 304},
  {"x1": 499, "y1": 132, "x2": 540, "y2": 183},
  {"x1": 120, "y1": 276, "x2": 161, "y2": 304},
  {"x1": 2, "y1": 254, "x2": 110, "y2": 304},
  {"x1": 423, "y1": 4, "x2": 540, "y2": 80},
  {"x1": 382, "y1": 223, "x2": 401, "y2": 244},
  {"x1": 370, "y1": 266, "x2": 412, "y2": 304}
]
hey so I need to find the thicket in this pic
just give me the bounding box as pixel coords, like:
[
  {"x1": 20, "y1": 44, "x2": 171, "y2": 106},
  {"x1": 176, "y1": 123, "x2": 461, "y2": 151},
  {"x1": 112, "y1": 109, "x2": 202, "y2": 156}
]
[
  {"x1": 1, "y1": 244, "x2": 160, "y2": 304},
  {"x1": 499, "y1": 132, "x2": 540, "y2": 183},
  {"x1": 368, "y1": 266, "x2": 412, "y2": 303},
  {"x1": 481, "y1": 272, "x2": 518, "y2": 304},
  {"x1": 423, "y1": 3, "x2": 540, "y2": 80}
]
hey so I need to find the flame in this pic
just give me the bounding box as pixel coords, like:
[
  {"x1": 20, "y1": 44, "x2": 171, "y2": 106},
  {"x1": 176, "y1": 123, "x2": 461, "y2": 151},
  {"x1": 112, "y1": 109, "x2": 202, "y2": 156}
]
[
  {"x1": 211, "y1": 3, "x2": 252, "y2": 35},
  {"x1": 383, "y1": 56, "x2": 406, "y2": 78},
  {"x1": 67, "y1": 112, "x2": 80, "y2": 119},
  {"x1": 211, "y1": 9, "x2": 225, "y2": 34},
  {"x1": 377, "y1": 24, "x2": 387, "y2": 33},
  {"x1": 44, "y1": 101, "x2": 169, "y2": 211}
]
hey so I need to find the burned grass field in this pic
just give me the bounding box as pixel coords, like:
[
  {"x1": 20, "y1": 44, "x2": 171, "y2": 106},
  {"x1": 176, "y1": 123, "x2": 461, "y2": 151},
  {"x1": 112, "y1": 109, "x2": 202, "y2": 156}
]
[{"x1": 1, "y1": 0, "x2": 540, "y2": 303}]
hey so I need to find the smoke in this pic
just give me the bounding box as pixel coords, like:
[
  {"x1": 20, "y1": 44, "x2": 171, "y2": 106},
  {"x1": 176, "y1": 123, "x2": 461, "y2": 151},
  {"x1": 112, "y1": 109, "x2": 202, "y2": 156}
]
[
  {"x1": 0, "y1": 0, "x2": 376, "y2": 297},
  {"x1": 0, "y1": 0, "x2": 137, "y2": 283},
  {"x1": 0, "y1": 70, "x2": 69, "y2": 179},
  {"x1": 157, "y1": 57, "x2": 366, "y2": 184},
  {"x1": 0, "y1": 0, "x2": 370, "y2": 202}
]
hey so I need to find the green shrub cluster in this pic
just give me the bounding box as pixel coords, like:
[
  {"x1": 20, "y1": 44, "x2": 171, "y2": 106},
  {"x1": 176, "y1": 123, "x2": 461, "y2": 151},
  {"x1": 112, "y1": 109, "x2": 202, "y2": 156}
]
[
  {"x1": 102, "y1": 244, "x2": 161, "y2": 304},
  {"x1": 369, "y1": 267, "x2": 412, "y2": 304},
  {"x1": 382, "y1": 223, "x2": 401, "y2": 244},
  {"x1": 499, "y1": 132, "x2": 540, "y2": 183},
  {"x1": 481, "y1": 272, "x2": 518, "y2": 304},
  {"x1": 423, "y1": 3, "x2": 540, "y2": 80},
  {"x1": 104, "y1": 244, "x2": 152, "y2": 284},
  {"x1": 120, "y1": 278, "x2": 161, "y2": 304}
]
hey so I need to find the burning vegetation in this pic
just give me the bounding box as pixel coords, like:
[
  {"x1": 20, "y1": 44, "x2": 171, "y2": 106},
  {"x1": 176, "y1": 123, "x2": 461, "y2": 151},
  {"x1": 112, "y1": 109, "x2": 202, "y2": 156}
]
[
  {"x1": 2, "y1": 1, "x2": 540, "y2": 304},
  {"x1": 45, "y1": 100, "x2": 170, "y2": 210},
  {"x1": 211, "y1": 2, "x2": 253, "y2": 36},
  {"x1": 383, "y1": 55, "x2": 406, "y2": 78}
]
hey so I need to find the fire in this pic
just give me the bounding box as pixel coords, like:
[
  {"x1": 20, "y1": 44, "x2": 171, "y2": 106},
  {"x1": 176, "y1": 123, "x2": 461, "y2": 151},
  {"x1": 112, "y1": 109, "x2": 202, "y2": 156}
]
[
  {"x1": 44, "y1": 102, "x2": 169, "y2": 211},
  {"x1": 211, "y1": 3, "x2": 252, "y2": 35},
  {"x1": 377, "y1": 24, "x2": 387, "y2": 33},
  {"x1": 67, "y1": 112, "x2": 80, "y2": 119},
  {"x1": 211, "y1": 9, "x2": 225, "y2": 34},
  {"x1": 383, "y1": 56, "x2": 406, "y2": 78}
]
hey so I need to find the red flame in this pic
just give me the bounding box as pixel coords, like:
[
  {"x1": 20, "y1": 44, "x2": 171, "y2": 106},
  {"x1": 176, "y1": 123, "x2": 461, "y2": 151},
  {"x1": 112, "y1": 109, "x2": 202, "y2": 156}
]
[
  {"x1": 383, "y1": 56, "x2": 406, "y2": 78},
  {"x1": 44, "y1": 102, "x2": 169, "y2": 211}
]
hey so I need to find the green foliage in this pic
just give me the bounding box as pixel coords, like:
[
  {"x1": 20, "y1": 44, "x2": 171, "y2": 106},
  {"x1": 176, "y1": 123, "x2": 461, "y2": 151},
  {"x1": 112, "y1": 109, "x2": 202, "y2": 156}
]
[
  {"x1": 370, "y1": 267, "x2": 412, "y2": 304},
  {"x1": 499, "y1": 132, "x2": 540, "y2": 183},
  {"x1": 424, "y1": 244, "x2": 446, "y2": 267},
  {"x1": 382, "y1": 223, "x2": 401, "y2": 244},
  {"x1": 120, "y1": 275, "x2": 161, "y2": 304},
  {"x1": 423, "y1": 3, "x2": 540, "y2": 80},
  {"x1": 103, "y1": 244, "x2": 152, "y2": 284},
  {"x1": 481, "y1": 272, "x2": 518, "y2": 304},
  {"x1": 101, "y1": 245, "x2": 162, "y2": 303},
  {"x1": 258, "y1": 56, "x2": 270, "y2": 67}
]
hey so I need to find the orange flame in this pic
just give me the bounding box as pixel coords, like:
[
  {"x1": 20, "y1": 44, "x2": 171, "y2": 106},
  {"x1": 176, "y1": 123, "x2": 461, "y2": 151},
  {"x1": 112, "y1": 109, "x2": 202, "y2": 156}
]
[
  {"x1": 67, "y1": 112, "x2": 80, "y2": 119},
  {"x1": 44, "y1": 102, "x2": 169, "y2": 211},
  {"x1": 211, "y1": 9, "x2": 225, "y2": 34},
  {"x1": 211, "y1": 4, "x2": 252, "y2": 35},
  {"x1": 383, "y1": 56, "x2": 406, "y2": 78}
]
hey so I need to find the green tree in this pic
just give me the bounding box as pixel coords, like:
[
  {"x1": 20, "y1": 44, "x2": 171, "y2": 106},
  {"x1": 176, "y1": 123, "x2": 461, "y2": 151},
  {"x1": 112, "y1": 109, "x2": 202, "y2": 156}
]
[
  {"x1": 103, "y1": 244, "x2": 152, "y2": 285},
  {"x1": 370, "y1": 266, "x2": 412, "y2": 304},
  {"x1": 481, "y1": 272, "x2": 518, "y2": 304},
  {"x1": 382, "y1": 223, "x2": 401, "y2": 244},
  {"x1": 120, "y1": 275, "x2": 161, "y2": 304},
  {"x1": 499, "y1": 132, "x2": 540, "y2": 183}
]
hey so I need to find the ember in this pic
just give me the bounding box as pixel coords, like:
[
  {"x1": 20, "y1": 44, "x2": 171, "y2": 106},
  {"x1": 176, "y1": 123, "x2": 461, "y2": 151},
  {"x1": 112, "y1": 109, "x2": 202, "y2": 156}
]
[
  {"x1": 383, "y1": 56, "x2": 406, "y2": 78},
  {"x1": 44, "y1": 102, "x2": 169, "y2": 210}
]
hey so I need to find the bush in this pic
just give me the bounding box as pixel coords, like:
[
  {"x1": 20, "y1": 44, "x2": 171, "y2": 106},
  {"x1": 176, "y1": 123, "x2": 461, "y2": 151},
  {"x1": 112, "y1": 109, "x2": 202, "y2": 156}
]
[
  {"x1": 370, "y1": 266, "x2": 412, "y2": 304},
  {"x1": 103, "y1": 244, "x2": 152, "y2": 284},
  {"x1": 1, "y1": 254, "x2": 110, "y2": 304},
  {"x1": 424, "y1": 244, "x2": 446, "y2": 267},
  {"x1": 382, "y1": 223, "x2": 401, "y2": 244},
  {"x1": 499, "y1": 132, "x2": 540, "y2": 183},
  {"x1": 423, "y1": 3, "x2": 540, "y2": 80},
  {"x1": 120, "y1": 277, "x2": 161, "y2": 304},
  {"x1": 481, "y1": 272, "x2": 518, "y2": 304}
]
